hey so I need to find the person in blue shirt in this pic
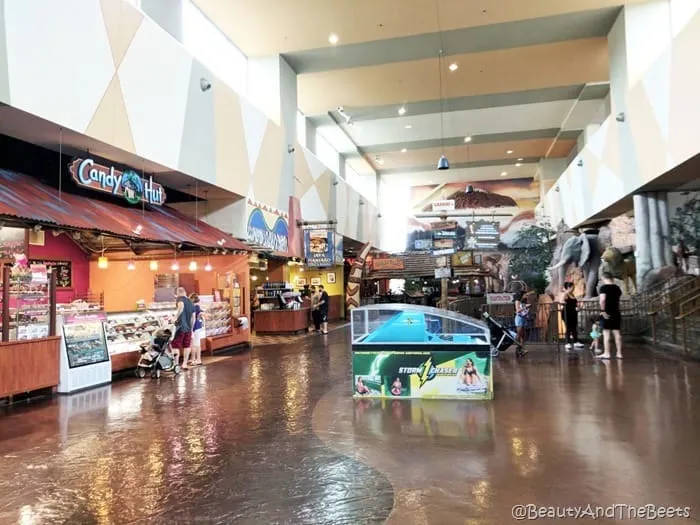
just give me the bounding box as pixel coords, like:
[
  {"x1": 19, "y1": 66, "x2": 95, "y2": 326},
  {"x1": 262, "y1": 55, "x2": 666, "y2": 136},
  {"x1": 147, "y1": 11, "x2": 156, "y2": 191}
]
[{"x1": 189, "y1": 293, "x2": 205, "y2": 366}]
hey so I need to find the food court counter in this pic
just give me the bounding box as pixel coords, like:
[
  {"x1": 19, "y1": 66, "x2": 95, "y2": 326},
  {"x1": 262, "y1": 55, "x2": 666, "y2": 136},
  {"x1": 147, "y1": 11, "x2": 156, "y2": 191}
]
[{"x1": 253, "y1": 308, "x2": 310, "y2": 335}]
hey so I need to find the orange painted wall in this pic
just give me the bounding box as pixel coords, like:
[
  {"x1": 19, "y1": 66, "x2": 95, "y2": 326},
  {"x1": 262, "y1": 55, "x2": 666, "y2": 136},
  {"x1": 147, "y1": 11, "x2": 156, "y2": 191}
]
[{"x1": 89, "y1": 255, "x2": 250, "y2": 314}]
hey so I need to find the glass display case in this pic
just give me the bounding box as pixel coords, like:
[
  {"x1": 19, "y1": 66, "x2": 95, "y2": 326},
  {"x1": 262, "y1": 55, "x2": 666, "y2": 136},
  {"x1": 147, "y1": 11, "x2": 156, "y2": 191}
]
[
  {"x1": 1, "y1": 265, "x2": 55, "y2": 342},
  {"x1": 104, "y1": 304, "x2": 177, "y2": 356},
  {"x1": 350, "y1": 304, "x2": 492, "y2": 400},
  {"x1": 62, "y1": 313, "x2": 109, "y2": 368},
  {"x1": 202, "y1": 301, "x2": 232, "y2": 336}
]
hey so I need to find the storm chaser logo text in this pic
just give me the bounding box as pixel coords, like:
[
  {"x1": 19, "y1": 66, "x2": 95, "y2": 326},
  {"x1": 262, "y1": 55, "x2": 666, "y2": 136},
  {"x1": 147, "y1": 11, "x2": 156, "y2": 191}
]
[{"x1": 399, "y1": 357, "x2": 458, "y2": 387}]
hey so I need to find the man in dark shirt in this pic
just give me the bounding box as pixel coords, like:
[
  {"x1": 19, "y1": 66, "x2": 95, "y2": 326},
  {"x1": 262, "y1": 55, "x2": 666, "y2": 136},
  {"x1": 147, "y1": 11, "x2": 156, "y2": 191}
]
[
  {"x1": 172, "y1": 287, "x2": 196, "y2": 369},
  {"x1": 597, "y1": 273, "x2": 623, "y2": 359},
  {"x1": 318, "y1": 285, "x2": 330, "y2": 335}
]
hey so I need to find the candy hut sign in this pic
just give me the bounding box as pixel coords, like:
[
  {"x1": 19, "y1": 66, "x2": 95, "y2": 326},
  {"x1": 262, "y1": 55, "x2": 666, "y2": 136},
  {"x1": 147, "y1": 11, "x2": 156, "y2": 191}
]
[{"x1": 69, "y1": 158, "x2": 166, "y2": 206}]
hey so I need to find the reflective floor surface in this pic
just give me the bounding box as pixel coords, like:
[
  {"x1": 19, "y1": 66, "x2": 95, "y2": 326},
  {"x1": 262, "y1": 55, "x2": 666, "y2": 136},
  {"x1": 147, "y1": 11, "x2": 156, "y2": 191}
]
[{"x1": 1, "y1": 328, "x2": 699, "y2": 524}]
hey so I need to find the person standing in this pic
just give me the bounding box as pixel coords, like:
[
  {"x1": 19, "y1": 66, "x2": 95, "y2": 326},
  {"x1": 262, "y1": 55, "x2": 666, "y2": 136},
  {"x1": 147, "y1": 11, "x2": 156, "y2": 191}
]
[
  {"x1": 559, "y1": 282, "x2": 583, "y2": 350},
  {"x1": 172, "y1": 287, "x2": 196, "y2": 370},
  {"x1": 310, "y1": 286, "x2": 321, "y2": 333},
  {"x1": 597, "y1": 273, "x2": 623, "y2": 359},
  {"x1": 189, "y1": 293, "x2": 205, "y2": 366},
  {"x1": 514, "y1": 292, "x2": 529, "y2": 350},
  {"x1": 318, "y1": 285, "x2": 330, "y2": 335}
]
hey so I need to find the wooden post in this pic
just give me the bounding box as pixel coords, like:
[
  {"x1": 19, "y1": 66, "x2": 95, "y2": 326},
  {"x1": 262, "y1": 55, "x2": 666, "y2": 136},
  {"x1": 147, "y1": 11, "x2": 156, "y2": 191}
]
[
  {"x1": 49, "y1": 269, "x2": 57, "y2": 337},
  {"x1": 441, "y1": 278, "x2": 448, "y2": 309},
  {"x1": 2, "y1": 265, "x2": 9, "y2": 342}
]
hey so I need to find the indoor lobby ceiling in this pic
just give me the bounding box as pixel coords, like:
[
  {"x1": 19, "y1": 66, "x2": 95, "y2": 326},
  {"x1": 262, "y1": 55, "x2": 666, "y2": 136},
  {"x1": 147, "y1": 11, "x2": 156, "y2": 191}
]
[{"x1": 194, "y1": 0, "x2": 646, "y2": 178}]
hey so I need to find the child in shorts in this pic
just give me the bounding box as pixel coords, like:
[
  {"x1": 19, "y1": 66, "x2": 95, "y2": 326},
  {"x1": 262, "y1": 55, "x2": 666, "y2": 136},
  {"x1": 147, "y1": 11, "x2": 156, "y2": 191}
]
[{"x1": 589, "y1": 320, "x2": 602, "y2": 354}]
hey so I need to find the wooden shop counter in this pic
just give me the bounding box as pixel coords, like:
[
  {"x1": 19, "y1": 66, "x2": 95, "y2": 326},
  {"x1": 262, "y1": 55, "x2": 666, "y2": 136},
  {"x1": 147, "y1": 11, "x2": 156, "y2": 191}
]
[
  {"x1": 254, "y1": 308, "x2": 309, "y2": 335},
  {"x1": 0, "y1": 336, "x2": 61, "y2": 398}
]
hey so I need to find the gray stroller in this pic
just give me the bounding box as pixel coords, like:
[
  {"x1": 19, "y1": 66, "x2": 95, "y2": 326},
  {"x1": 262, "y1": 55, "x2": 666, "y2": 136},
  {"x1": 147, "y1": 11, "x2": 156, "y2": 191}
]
[{"x1": 135, "y1": 328, "x2": 181, "y2": 379}]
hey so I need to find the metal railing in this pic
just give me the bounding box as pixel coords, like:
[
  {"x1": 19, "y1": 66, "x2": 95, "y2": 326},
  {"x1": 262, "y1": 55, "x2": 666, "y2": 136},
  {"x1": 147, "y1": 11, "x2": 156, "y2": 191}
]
[
  {"x1": 648, "y1": 278, "x2": 700, "y2": 346},
  {"x1": 675, "y1": 292, "x2": 700, "y2": 355}
]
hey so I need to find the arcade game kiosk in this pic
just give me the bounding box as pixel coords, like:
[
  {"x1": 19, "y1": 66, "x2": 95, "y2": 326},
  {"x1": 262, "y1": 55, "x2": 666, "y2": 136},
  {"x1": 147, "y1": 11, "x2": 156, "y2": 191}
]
[{"x1": 351, "y1": 304, "x2": 492, "y2": 400}]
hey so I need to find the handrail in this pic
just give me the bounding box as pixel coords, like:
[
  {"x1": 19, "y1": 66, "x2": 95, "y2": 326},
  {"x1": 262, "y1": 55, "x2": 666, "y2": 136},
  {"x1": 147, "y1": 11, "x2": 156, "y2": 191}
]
[
  {"x1": 643, "y1": 277, "x2": 699, "y2": 305},
  {"x1": 676, "y1": 303, "x2": 700, "y2": 321},
  {"x1": 678, "y1": 291, "x2": 700, "y2": 316},
  {"x1": 643, "y1": 274, "x2": 696, "y2": 296},
  {"x1": 647, "y1": 280, "x2": 700, "y2": 316}
]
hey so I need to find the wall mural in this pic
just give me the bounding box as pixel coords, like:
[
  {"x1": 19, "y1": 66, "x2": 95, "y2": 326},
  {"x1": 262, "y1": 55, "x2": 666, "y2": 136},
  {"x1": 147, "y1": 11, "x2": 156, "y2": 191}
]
[
  {"x1": 246, "y1": 198, "x2": 289, "y2": 253},
  {"x1": 407, "y1": 178, "x2": 539, "y2": 252}
]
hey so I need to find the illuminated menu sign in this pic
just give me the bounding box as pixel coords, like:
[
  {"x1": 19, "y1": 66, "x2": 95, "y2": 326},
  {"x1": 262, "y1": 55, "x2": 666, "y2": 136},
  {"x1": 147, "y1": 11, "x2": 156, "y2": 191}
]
[{"x1": 464, "y1": 221, "x2": 500, "y2": 250}]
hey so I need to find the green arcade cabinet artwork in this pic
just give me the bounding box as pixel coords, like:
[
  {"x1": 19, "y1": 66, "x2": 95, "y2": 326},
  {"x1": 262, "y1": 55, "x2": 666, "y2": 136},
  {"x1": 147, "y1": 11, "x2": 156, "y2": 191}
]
[{"x1": 351, "y1": 305, "x2": 493, "y2": 400}]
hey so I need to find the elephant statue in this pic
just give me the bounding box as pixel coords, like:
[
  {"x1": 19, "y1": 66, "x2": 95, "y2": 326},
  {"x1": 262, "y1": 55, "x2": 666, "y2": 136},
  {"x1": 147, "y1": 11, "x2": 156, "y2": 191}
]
[
  {"x1": 599, "y1": 247, "x2": 636, "y2": 295},
  {"x1": 547, "y1": 231, "x2": 602, "y2": 298}
]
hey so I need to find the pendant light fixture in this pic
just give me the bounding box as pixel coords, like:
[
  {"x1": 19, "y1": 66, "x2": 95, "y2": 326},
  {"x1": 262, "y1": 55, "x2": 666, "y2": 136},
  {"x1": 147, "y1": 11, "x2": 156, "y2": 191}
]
[
  {"x1": 149, "y1": 260, "x2": 159, "y2": 271},
  {"x1": 189, "y1": 259, "x2": 198, "y2": 272},
  {"x1": 203, "y1": 191, "x2": 213, "y2": 272},
  {"x1": 127, "y1": 260, "x2": 136, "y2": 271},
  {"x1": 171, "y1": 248, "x2": 179, "y2": 272},
  {"x1": 435, "y1": 0, "x2": 449, "y2": 171},
  {"x1": 97, "y1": 235, "x2": 108, "y2": 269}
]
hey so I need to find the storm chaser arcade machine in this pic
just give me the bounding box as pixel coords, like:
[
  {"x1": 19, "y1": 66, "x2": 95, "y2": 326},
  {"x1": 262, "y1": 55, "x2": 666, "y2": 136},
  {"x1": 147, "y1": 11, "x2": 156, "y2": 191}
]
[{"x1": 351, "y1": 304, "x2": 492, "y2": 400}]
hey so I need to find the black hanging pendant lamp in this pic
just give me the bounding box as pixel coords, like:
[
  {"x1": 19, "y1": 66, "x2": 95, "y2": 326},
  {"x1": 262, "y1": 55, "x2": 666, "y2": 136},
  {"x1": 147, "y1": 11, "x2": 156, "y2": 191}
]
[{"x1": 435, "y1": 1, "x2": 449, "y2": 171}]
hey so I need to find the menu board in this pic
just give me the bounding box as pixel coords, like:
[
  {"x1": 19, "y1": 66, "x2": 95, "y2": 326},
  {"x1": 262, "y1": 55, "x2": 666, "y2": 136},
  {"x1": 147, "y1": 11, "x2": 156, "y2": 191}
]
[
  {"x1": 463, "y1": 221, "x2": 500, "y2": 250},
  {"x1": 29, "y1": 259, "x2": 72, "y2": 288},
  {"x1": 62, "y1": 313, "x2": 110, "y2": 368}
]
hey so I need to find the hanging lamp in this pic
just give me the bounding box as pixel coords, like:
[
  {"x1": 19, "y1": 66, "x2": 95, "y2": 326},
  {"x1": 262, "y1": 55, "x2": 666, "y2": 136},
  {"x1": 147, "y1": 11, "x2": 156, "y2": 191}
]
[{"x1": 435, "y1": 12, "x2": 449, "y2": 171}]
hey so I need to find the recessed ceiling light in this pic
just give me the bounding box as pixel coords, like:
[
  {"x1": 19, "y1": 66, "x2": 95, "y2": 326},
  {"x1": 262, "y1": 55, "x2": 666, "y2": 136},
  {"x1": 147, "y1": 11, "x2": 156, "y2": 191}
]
[
  {"x1": 501, "y1": 171, "x2": 508, "y2": 176},
  {"x1": 398, "y1": 106, "x2": 407, "y2": 116},
  {"x1": 328, "y1": 33, "x2": 339, "y2": 45},
  {"x1": 464, "y1": 136, "x2": 472, "y2": 143},
  {"x1": 515, "y1": 163, "x2": 522, "y2": 167},
  {"x1": 401, "y1": 148, "x2": 407, "y2": 153},
  {"x1": 448, "y1": 63, "x2": 459, "y2": 72},
  {"x1": 405, "y1": 124, "x2": 412, "y2": 129},
  {"x1": 506, "y1": 149, "x2": 514, "y2": 154}
]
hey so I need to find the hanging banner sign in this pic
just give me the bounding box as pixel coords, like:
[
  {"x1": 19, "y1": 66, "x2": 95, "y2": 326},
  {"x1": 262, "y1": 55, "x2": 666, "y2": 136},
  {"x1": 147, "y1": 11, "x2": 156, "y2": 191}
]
[
  {"x1": 69, "y1": 158, "x2": 166, "y2": 206},
  {"x1": 305, "y1": 229, "x2": 335, "y2": 267}
]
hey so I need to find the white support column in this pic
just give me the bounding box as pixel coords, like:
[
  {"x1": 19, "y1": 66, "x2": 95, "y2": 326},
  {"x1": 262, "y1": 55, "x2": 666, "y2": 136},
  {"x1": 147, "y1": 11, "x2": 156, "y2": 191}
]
[
  {"x1": 657, "y1": 191, "x2": 674, "y2": 266},
  {"x1": 634, "y1": 194, "x2": 652, "y2": 287},
  {"x1": 648, "y1": 193, "x2": 664, "y2": 269}
]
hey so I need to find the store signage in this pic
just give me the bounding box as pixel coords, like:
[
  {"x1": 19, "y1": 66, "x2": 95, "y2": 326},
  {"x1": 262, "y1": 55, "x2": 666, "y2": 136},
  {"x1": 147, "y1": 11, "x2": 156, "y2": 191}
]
[
  {"x1": 414, "y1": 239, "x2": 432, "y2": 250},
  {"x1": 433, "y1": 238, "x2": 454, "y2": 250},
  {"x1": 451, "y1": 251, "x2": 474, "y2": 267},
  {"x1": 435, "y1": 256, "x2": 448, "y2": 268},
  {"x1": 464, "y1": 221, "x2": 500, "y2": 250},
  {"x1": 433, "y1": 230, "x2": 456, "y2": 239},
  {"x1": 69, "y1": 158, "x2": 166, "y2": 206},
  {"x1": 247, "y1": 207, "x2": 288, "y2": 253},
  {"x1": 486, "y1": 293, "x2": 514, "y2": 305},
  {"x1": 432, "y1": 200, "x2": 455, "y2": 212},
  {"x1": 434, "y1": 267, "x2": 452, "y2": 279},
  {"x1": 432, "y1": 248, "x2": 455, "y2": 256},
  {"x1": 372, "y1": 258, "x2": 405, "y2": 271},
  {"x1": 305, "y1": 229, "x2": 335, "y2": 267},
  {"x1": 431, "y1": 220, "x2": 458, "y2": 231}
]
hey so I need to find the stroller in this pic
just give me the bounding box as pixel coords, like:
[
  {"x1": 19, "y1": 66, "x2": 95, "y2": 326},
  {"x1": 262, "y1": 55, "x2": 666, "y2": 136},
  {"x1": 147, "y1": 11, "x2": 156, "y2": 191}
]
[
  {"x1": 482, "y1": 312, "x2": 526, "y2": 358},
  {"x1": 135, "y1": 328, "x2": 181, "y2": 379}
]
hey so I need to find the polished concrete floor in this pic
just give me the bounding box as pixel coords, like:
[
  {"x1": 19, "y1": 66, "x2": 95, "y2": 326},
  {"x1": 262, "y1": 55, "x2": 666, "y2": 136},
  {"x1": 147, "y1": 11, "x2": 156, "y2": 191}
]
[{"x1": 1, "y1": 329, "x2": 699, "y2": 524}]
